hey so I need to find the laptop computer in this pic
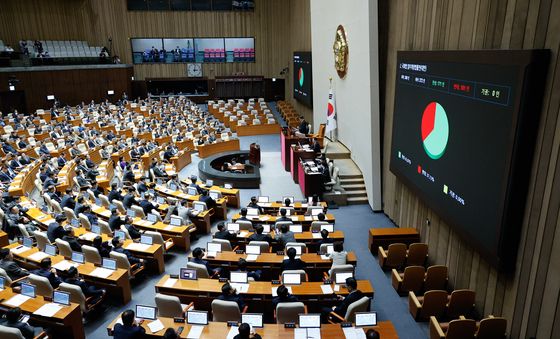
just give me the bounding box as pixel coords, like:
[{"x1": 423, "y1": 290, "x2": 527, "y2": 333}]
[
  {"x1": 224, "y1": 183, "x2": 233, "y2": 189},
  {"x1": 335, "y1": 272, "x2": 354, "y2": 285},
  {"x1": 242, "y1": 313, "x2": 263, "y2": 328},
  {"x1": 205, "y1": 179, "x2": 213, "y2": 187},
  {"x1": 169, "y1": 183, "x2": 178, "y2": 191},
  {"x1": 156, "y1": 196, "x2": 165, "y2": 204},
  {"x1": 283, "y1": 273, "x2": 302, "y2": 285},
  {"x1": 257, "y1": 196, "x2": 269, "y2": 203},
  {"x1": 246, "y1": 208, "x2": 259, "y2": 216},
  {"x1": 261, "y1": 224, "x2": 271, "y2": 233},
  {"x1": 170, "y1": 216, "x2": 182, "y2": 226},
  {"x1": 187, "y1": 311, "x2": 208, "y2": 325},
  {"x1": 230, "y1": 271, "x2": 248, "y2": 284},
  {"x1": 44, "y1": 244, "x2": 57, "y2": 256},
  {"x1": 320, "y1": 224, "x2": 334, "y2": 233},
  {"x1": 325, "y1": 244, "x2": 334, "y2": 254},
  {"x1": 21, "y1": 283, "x2": 36, "y2": 298},
  {"x1": 311, "y1": 209, "x2": 323, "y2": 216},
  {"x1": 299, "y1": 314, "x2": 321, "y2": 328},
  {"x1": 207, "y1": 242, "x2": 222, "y2": 253},
  {"x1": 136, "y1": 305, "x2": 157, "y2": 320},
  {"x1": 71, "y1": 219, "x2": 80, "y2": 227},
  {"x1": 53, "y1": 290, "x2": 71, "y2": 306},
  {"x1": 194, "y1": 203, "x2": 205, "y2": 212},
  {"x1": 289, "y1": 224, "x2": 303, "y2": 233},
  {"x1": 71, "y1": 251, "x2": 85, "y2": 264},
  {"x1": 114, "y1": 230, "x2": 126, "y2": 240},
  {"x1": 91, "y1": 225, "x2": 101, "y2": 235},
  {"x1": 355, "y1": 312, "x2": 377, "y2": 327},
  {"x1": 126, "y1": 209, "x2": 136, "y2": 218},
  {"x1": 22, "y1": 237, "x2": 33, "y2": 248},
  {"x1": 102, "y1": 258, "x2": 117, "y2": 270},
  {"x1": 209, "y1": 191, "x2": 219, "y2": 200},
  {"x1": 245, "y1": 245, "x2": 261, "y2": 255},
  {"x1": 147, "y1": 213, "x2": 158, "y2": 223},
  {"x1": 180, "y1": 268, "x2": 197, "y2": 280},
  {"x1": 227, "y1": 223, "x2": 240, "y2": 233},
  {"x1": 140, "y1": 235, "x2": 153, "y2": 245},
  {"x1": 186, "y1": 187, "x2": 197, "y2": 196}
]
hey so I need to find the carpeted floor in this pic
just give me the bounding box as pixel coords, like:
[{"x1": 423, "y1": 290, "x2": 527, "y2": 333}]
[{"x1": 83, "y1": 106, "x2": 428, "y2": 338}]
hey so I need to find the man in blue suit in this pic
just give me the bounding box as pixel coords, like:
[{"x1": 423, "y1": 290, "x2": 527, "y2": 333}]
[{"x1": 31, "y1": 258, "x2": 63, "y2": 288}]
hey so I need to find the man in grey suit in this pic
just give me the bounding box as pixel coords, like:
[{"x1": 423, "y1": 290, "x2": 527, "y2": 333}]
[
  {"x1": 0, "y1": 248, "x2": 29, "y2": 280},
  {"x1": 275, "y1": 224, "x2": 296, "y2": 248}
]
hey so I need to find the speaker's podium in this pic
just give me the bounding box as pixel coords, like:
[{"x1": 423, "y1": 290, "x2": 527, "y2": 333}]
[
  {"x1": 281, "y1": 127, "x2": 308, "y2": 171},
  {"x1": 249, "y1": 142, "x2": 261, "y2": 165}
]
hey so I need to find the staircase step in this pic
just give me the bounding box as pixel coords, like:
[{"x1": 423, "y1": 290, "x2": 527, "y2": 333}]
[
  {"x1": 347, "y1": 196, "x2": 369, "y2": 205},
  {"x1": 339, "y1": 174, "x2": 363, "y2": 179},
  {"x1": 346, "y1": 190, "x2": 368, "y2": 198},
  {"x1": 341, "y1": 184, "x2": 366, "y2": 191},
  {"x1": 339, "y1": 178, "x2": 364, "y2": 184}
]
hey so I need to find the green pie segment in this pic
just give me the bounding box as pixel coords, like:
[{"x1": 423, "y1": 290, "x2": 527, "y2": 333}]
[{"x1": 422, "y1": 102, "x2": 449, "y2": 159}]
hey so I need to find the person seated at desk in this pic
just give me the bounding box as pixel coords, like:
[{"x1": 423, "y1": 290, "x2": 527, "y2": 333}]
[
  {"x1": 62, "y1": 227, "x2": 83, "y2": 252},
  {"x1": 0, "y1": 307, "x2": 38, "y2": 339},
  {"x1": 151, "y1": 160, "x2": 168, "y2": 179},
  {"x1": 295, "y1": 116, "x2": 309, "y2": 136},
  {"x1": 321, "y1": 277, "x2": 364, "y2": 323},
  {"x1": 82, "y1": 205, "x2": 98, "y2": 226},
  {"x1": 248, "y1": 224, "x2": 272, "y2": 244},
  {"x1": 108, "y1": 183, "x2": 124, "y2": 202},
  {"x1": 0, "y1": 248, "x2": 29, "y2": 281},
  {"x1": 113, "y1": 309, "x2": 146, "y2": 339},
  {"x1": 218, "y1": 282, "x2": 246, "y2": 310},
  {"x1": 111, "y1": 238, "x2": 145, "y2": 267},
  {"x1": 281, "y1": 247, "x2": 305, "y2": 271},
  {"x1": 191, "y1": 247, "x2": 221, "y2": 277},
  {"x1": 272, "y1": 284, "x2": 299, "y2": 309},
  {"x1": 65, "y1": 266, "x2": 106, "y2": 302},
  {"x1": 275, "y1": 224, "x2": 296, "y2": 249},
  {"x1": 93, "y1": 236, "x2": 111, "y2": 258},
  {"x1": 237, "y1": 208, "x2": 251, "y2": 222},
  {"x1": 276, "y1": 208, "x2": 291, "y2": 224},
  {"x1": 139, "y1": 193, "x2": 159, "y2": 216},
  {"x1": 188, "y1": 175, "x2": 204, "y2": 194},
  {"x1": 74, "y1": 195, "x2": 87, "y2": 216},
  {"x1": 90, "y1": 182, "x2": 104, "y2": 198},
  {"x1": 236, "y1": 258, "x2": 261, "y2": 281},
  {"x1": 214, "y1": 222, "x2": 236, "y2": 241},
  {"x1": 233, "y1": 323, "x2": 262, "y2": 339},
  {"x1": 47, "y1": 214, "x2": 71, "y2": 243},
  {"x1": 166, "y1": 174, "x2": 183, "y2": 190},
  {"x1": 247, "y1": 196, "x2": 263, "y2": 214},
  {"x1": 122, "y1": 165, "x2": 135, "y2": 184},
  {"x1": 163, "y1": 145, "x2": 175, "y2": 162},
  {"x1": 327, "y1": 241, "x2": 348, "y2": 275},
  {"x1": 124, "y1": 222, "x2": 143, "y2": 240},
  {"x1": 31, "y1": 258, "x2": 63, "y2": 288},
  {"x1": 60, "y1": 188, "x2": 76, "y2": 210},
  {"x1": 123, "y1": 187, "x2": 140, "y2": 209},
  {"x1": 199, "y1": 189, "x2": 216, "y2": 210},
  {"x1": 318, "y1": 229, "x2": 334, "y2": 247},
  {"x1": 108, "y1": 209, "x2": 127, "y2": 231}
]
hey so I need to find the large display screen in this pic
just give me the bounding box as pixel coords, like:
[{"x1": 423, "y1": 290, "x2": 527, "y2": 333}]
[
  {"x1": 131, "y1": 37, "x2": 255, "y2": 64},
  {"x1": 389, "y1": 50, "x2": 548, "y2": 270},
  {"x1": 293, "y1": 52, "x2": 313, "y2": 107}
]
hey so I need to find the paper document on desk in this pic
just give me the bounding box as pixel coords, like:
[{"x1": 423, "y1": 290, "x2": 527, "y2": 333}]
[
  {"x1": 245, "y1": 254, "x2": 258, "y2": 262},
  {"x1": 163, "y1": 278, "x2": 177, "y2": 288},
  {"x1": 28, "y1": 251, "x2": 50, "y2": 262},
  {"x1": 343, "y1": 327, "x2": 366, "y2": 339},
  {"x1": 230, "y1": 283, "x2": 249, "y2": 293},
  {"x1": 334, "y1": 285, "x2": 341, "y2": 292},
  {"x1": 10, "y1": 246, "x2": 29, "y2": 255},
  {"x1": 226, "y1": 326, "x2": 239, "y2": 339},
  {"x1": 126, "y1": 243, "x2": 151, "y2": 251},
  {"x1": 4, "y1": 294, "x2": 31, "y2": 307},
  {"x1": 321, "y1": 284, "x2": 334, "y2": 294},
  {"x1": 147, "y1": 319, "x2": 165, "y2": 333},
  {"x1": 186, "y1": 325, "x2": 204, "y2": 338},
  {"x1": 164, "y1": 225, "x2": 176, "y2": 231},
  {"x1": 90, "y1": 267, "x2": 113, "y2": 279},
  {"x1": 306, "y1": 328, "x2": 322, "y2": 339},
  {"x1": 33, "y1": 303, "x2": 62, "y2": 317},
  {"x1": 53, "y1": 260, "x2": 79, "y2": 271}
]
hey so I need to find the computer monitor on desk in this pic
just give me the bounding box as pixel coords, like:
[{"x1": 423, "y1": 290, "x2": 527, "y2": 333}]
[
  {"x1": 21, "y1": 283, "x2": 36, "y2": 298},
  {"x1": 335, "y1": 272, "x2": 354, "y2": 285},
  {"x1": 258, "y1": 196, "x2": 269, "y2": 203},
  {"x1": 242, "y1": 313, "x2": 263, "y2": 328},
  {"x1": 53, "y1": 290, "x2": 70, "y2": 306},
  {"x1": 180, "y1": 268, "x2": 197, "y2": 280},
  {"x1": 136, "y1": 305, "x2": 157, "y2": 320},
  {"x1": 187, "y1": 310, "x2": 208, "y2": 325},
  {"x1": 299, "y1": 314, "x2": 321, "y2": 328},
  {"x1": 230, "y1": 271, "x2": 248, "y2": 284},
  {"x1": 355, "y1": 312, "x2": 377, "y2": 327},
  {"x1": 102, "y1": 258, "x2": 117, "y2": 270}
]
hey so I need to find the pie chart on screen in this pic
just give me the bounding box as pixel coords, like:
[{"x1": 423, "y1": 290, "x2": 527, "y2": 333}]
[{"x1": 421, "y1": 102, "x2": 449, "y2": 160}]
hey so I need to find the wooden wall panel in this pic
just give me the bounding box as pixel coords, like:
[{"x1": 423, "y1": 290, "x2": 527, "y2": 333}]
[{"x1": 381, "y1": 1, "x2": 560, "y2": 338}]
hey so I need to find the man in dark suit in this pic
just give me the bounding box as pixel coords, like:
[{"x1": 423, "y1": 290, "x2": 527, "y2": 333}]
[
  {"x1": 122, "y1": 166, "x2": 135, "y2": 183},
  {"x1": 122, "y1": 187, "x2": 139, "y2": 209},
  {"x1": 248, "y1": 224, "x2": 272, "y2": 244},
  {"x1": 321, "y1": 277, "x2": 364, "y2": 323},
  {"x1": 112, "y1": 238, "x2": 144, "y2": 266},
  {"x1": 275, "y1": 223, "x2": 296, "y2": 248},
  {"x1": 198, "y1": 189, "x2": 216, "y2": 210},
  {"x1": 0, "y1": 307, "x2": 37, "y2": 339},
  {"x1": 318, "y1": 229, "x2": 334, "y2": 247},
  {"x1": 247, "y1": 196, "x2": 264, "y2": 214},
  {"x1": 108, "y1": 183, "x2": 124, "y2": 202},
  {"x1": 31, "y1": 258, "x2": 63, "y2": 288},
  {"x1": 298, "y1": 116, "x2": 309, "y2": 135},
  {"x1": 280, "y1": 247, "x2": 305, "y2": 271},
  {"x1": 113, "y1": 309, "x2": 146, "y2": 339},
  {"x1": 272, "y1": 284, "x2": 299, "y2": 309},
  {"x1": 276, "y1": 208, "x2": 291, "y2": 223},
  {"x1": 60, "y1": 189, "x2": 76, "y2": 210},
  {"x1": 237, "y1": 208, "x2": 251, "y2": 222},
  {"x1": 2, "y1": 142, "x2": 17, "y2": 154},
  {"x1": 46, "y1": 185, "x2": 61, "y2": 203},
  {"x1": 108, "y1": 209, "x2": 126, "y2": 231},
  {"x1": 218, "y1": 283, "x2": 246, "y2": 310},
  {"x1": 0, "y1": 248, "x2": 29, "y2": 280},
  {"x1": 139, "y1": 194, "x2": 158, "y2": 215},
  {"x1": 42, "y1": 173, "x2": 57, "y2": 190},
  {"x1": 188, "y1": 175, "x2": 204, "y2": 194},
  {"x1": 47, "y1": 214, "x2": 71, "y2": 243},
  {"x1": 64, "y1": 266, "x2": 105, "y2": 301},
  {"x1": 191, "y1": 247, "x2": 221, "y2": 277},
  {"x1": 214, "y1": 222, "x2": 236, "y2": 241}
]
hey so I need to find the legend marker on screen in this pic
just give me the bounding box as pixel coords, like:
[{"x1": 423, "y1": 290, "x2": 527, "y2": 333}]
[
  {"x1": 443, "y1": 185, "x2": 448, "y2": 194},
  {"x1": 417, "y1": 165, "x2": 422, "y2": 174},
  {"x1": 398, "y1": 151, "x2": 402, "y2": 158}
]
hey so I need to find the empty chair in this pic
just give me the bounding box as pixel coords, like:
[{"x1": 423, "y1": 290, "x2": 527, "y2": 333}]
[
  {"x1": 78, "y1": 213, "x2": 92, "y2": 230},
  {"x1": 55, "y1": 238, "x2": 73, "y2": 258},
  {"x1": 237, "y1": 220, "x2": 254, "y2": 231},
  {"x1": 82, "y1": 245, "x2": 102, "y2": 265},
  {"x1": 28, "y1": 274, "x2": 53, "y2": 297},
  {"x1": 447, "y1": 289, "x2": 476, "y2": 319},
  {"x1": 424, "y1": 265, "x2": 448, "y2": 292},
  {"x1": 58, "y1": 282, "x2": 104, "y2": 314},
  {"x1": 110, "y1": 251, "x2": 144, "y2": 278},
  {"x1": 430, "y1": 316, "x2": 477, "y2": 339},
  {"x1": 276, "y1": 302, "x2": 306, "y2": 324},
  {"x1": 406, "y1": 243, "x2": 428, "y2": 266},
  {"x1": 409, "y1": 290, "x2": 448, "y2": 321},
  {"x1": 131, "y1": 205, "x2": 145, "y2": 218},
  {"x1": 329, "y1": 296, "x2": 370, "y2": 323},
  {"x1": 281, "y1": 270, "x2": 308, "y2": 283},
  {"x1": 248, "y1": 241, "x2": 270, "y2": 253},
  {"x1": 392, "y1": 265, "x2": 426, "y2": 295},
  {"x1": 33, "y1": 231, "x2": 50, "y2": 251},
  {"x1": 476, "y1": 315, "x2": 507, "y2": 339},
  {"x1": 378, "y1": 243, "x2": 407, "y2": 270},
  {"x1": 155, "y1": 293, "x2": 192, "y2": 318},
  {"x1": 211, "y1": 299, "x2": 245, "y2": 322},
  {"x1": 211, "y1": 238, "x2": 234, "y2": 252},
  {"x1": 144, "y1": 231, "x2": 174, "y2": 252}
]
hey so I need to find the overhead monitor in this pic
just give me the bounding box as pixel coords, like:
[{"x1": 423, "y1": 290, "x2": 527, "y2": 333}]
[{"x1": 293, "y1": 52, "x2": 313, "y2": 108}]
